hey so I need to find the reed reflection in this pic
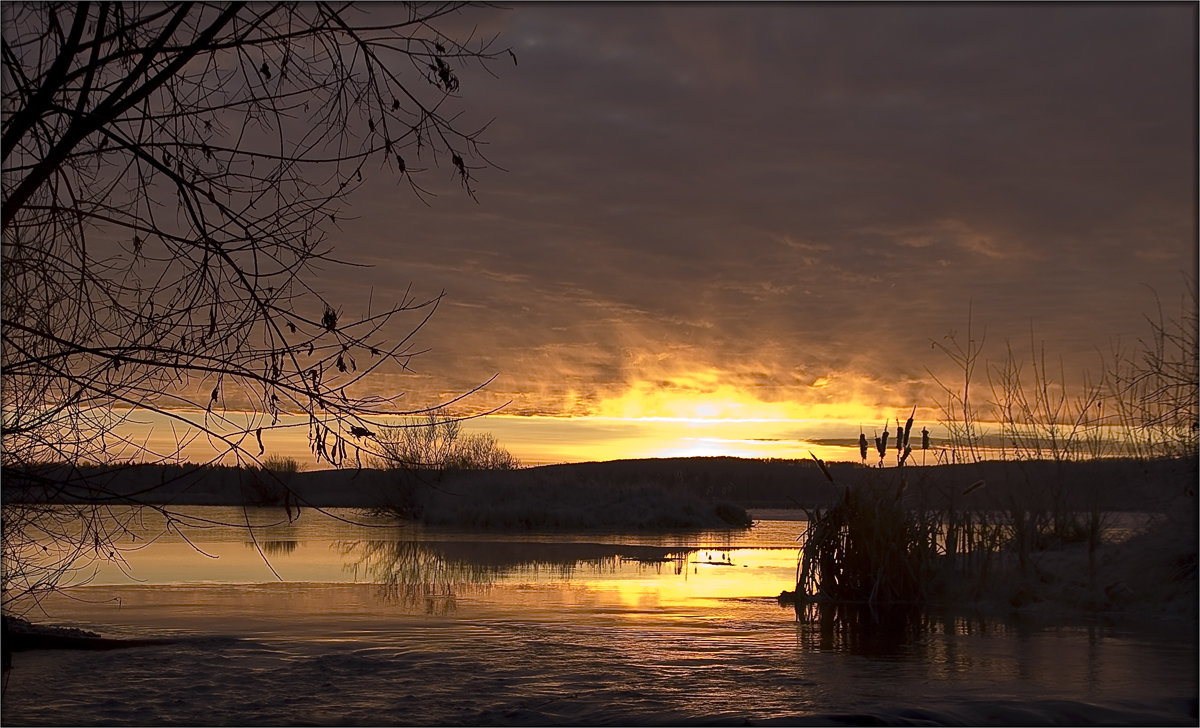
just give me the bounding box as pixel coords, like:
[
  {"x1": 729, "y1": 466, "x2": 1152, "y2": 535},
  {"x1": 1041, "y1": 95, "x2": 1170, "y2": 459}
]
[
  {"x1": 425, "y1": 541, "x2": 693, "y2": 576},
  {"x1": 251, "y1": 540, "x2": 299, "y2": 556},
  {"x1": 793, "y1": 603, "x2": 925, "y2": 657},
  {"x1": 337, "y1": 540, "x2": 699, "y2": 613},
  {"x1": 792, "y1": 602, "x2": 1006, "y2": 660},
  {"x1": 338, "y1": 541, "x2": 496, "y2": 614}
]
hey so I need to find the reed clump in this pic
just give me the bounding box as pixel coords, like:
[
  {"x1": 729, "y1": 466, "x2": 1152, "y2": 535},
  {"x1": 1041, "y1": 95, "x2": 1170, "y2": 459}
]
[
  {"x1": 792, "y1": 449, "x2": 1005, "y2": 609},
  {"x1": 796, "y1": 475, "x2": 933, "y2": 605}
]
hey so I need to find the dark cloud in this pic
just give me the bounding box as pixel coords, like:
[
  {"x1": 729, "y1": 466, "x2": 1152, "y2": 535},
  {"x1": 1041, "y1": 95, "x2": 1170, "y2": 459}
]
[{"x1": 332, "y1": 3, "x2": 1195, "y2": 417}]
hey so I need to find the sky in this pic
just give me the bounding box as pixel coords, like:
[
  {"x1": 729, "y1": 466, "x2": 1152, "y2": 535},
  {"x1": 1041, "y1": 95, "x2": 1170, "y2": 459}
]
[{"x1": 139, "y1": 4, "x2": 1200, "y2": 466}]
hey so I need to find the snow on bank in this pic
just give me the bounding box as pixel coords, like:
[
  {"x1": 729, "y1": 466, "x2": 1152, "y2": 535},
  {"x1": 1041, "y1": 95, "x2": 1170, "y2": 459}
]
[{"x1": 1002, "y1": 497, "x2": 1199, "y2": 627}]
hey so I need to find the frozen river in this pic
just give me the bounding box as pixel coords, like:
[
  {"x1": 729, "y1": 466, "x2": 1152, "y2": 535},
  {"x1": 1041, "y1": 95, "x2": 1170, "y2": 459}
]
[{"x1": 2, "y1": 506, "x2": 1196, "y2": 725}]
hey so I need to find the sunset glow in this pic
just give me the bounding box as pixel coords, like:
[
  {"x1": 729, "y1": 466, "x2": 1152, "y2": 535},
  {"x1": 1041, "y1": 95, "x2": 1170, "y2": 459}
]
[
  {"x1": 105, "y1": 405, "x2": 947, "y2": 468},
  {"x1": 8, "y1": 2, "x2": 1192, "y2": 473},
  {"x1": 589, "y1": 372, "x2": 918, "y2": 424},
  {"x1": 3, "y1": 4, "x2": 1195, "y2": 727}
]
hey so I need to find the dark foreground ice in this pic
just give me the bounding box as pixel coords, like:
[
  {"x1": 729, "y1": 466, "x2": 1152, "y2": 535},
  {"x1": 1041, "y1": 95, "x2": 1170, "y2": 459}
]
[{"x1": 4, "y1": 601, "x2": 1196, "y2": 725}]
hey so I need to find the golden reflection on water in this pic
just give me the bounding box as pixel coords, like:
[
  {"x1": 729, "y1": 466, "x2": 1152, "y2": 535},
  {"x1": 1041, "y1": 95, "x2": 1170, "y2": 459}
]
[
  {"x1": 578, "y1": 548, "x2": 798, "y2": 610},
  {"x1": 17, "y1": 506, "x2": 802, "y2": 618},
  {"x1": 331, "y1": 539, "x2": 800, "y2": 614}
]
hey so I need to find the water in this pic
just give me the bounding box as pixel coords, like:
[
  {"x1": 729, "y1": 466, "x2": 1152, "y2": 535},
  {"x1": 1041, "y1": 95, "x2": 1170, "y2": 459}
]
[{"x1": 3, "y1": 507, "x2": 1196, "y2": 725}]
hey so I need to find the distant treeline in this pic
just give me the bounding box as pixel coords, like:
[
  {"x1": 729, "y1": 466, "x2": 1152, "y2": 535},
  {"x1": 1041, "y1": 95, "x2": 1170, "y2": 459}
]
[{"x1": 3, "y1": 456, "x2": 1194, "y2": 513}]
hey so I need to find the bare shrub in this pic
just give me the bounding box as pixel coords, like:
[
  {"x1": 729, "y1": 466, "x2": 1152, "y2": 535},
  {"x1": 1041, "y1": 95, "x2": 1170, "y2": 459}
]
[
  {"x1": 446, "y1": 432, "x2": 521, "y2": 471},
  {"x1": 373, "y1": 411, "x2": 520, "y2": 472},
  {"x1": 927, "y1": 304, "x2": 988, "y2": 463},
  {"x1": 242, "y1": 455, "x2": 306, "y2": 507},
  {"x1": 931, "y1": 284, "x2": 1197, "y2": 465},
  {"x1": 260, "y1": 456, "x2": 305, "y2": 475},
  {"x1": 1105, "y1": 282, "x2": 1199, "y2": 460}
]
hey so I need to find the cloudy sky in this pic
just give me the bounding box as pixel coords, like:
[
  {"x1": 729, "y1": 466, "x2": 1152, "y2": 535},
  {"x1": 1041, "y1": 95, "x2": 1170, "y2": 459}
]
[{"x1": 295, "y1": 3, "x2": 1195, "y2": 464}]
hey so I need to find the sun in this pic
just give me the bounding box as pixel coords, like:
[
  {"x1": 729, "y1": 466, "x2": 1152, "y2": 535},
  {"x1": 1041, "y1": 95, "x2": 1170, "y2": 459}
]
[{"x1": 692, "y1": 402, "x2": 722, "y2": 419}]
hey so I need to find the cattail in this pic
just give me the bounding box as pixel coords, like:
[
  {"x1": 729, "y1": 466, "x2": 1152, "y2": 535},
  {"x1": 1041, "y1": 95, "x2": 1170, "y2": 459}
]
[
  {"x1": 859, "y1": 432, "x2": 868, "y2": 462},
  {"x1": 895, "y1": 420, "x2": 904, "y2": 455},
  {"x1": 878, "y1": 429, "x2": 889, "y2": 458},
  {"x1": 921, "y1": 427, "x2": 930, "y2": 450},
  {"x1": 903, "y1": 406, "x2": 915, "y2": 449}
]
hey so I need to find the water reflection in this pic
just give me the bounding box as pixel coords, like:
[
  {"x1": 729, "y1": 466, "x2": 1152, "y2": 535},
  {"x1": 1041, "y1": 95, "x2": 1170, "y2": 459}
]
[
  {"x1": 792, "y1": 602, "x2": 1012, "y2": 661},
  {"x1": 337, "y1": 541, "x2": 497, "y2": 614},
  {"x1": 250, "y1": 540, "x2": 299, "y2": 556},
  {"x1": 423, "y1": 540, "x2": 693, "y2": 575},
  {"x1": 20, "y1": 504, "x2": 798, "y2": 606},
  {"x1": 334, "y1": 540, "x2": 703, "y2": 613},
  {"x1": 793, "y1": 602, "x2": 927, "y2": 657}
]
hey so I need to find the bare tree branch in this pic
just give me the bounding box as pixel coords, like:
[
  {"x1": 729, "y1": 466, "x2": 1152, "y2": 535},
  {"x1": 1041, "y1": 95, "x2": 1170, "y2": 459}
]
[{"x1": 2, "y1": 1, "x2": 512, "y2": 609}]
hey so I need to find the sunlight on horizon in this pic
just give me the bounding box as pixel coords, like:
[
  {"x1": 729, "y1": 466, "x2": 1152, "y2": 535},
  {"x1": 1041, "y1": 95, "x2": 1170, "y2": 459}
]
[
  {"x1": 477, "y1": 415, "x2": 941, "y2": 466},
  {"x1": 97, "y1": 408, "x2": 947, "y2": 469},
  {"x1": 586, "y1": 371, "x2": 921, "y2": 426}
]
